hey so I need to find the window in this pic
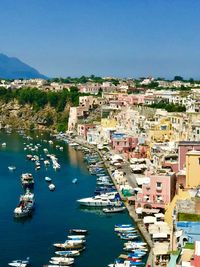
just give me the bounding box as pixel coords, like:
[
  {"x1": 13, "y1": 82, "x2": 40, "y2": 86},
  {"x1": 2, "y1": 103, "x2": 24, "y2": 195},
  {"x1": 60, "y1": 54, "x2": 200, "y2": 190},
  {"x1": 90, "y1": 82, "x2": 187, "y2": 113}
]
[{"x1": 157, "y1": 182, "x2": 162, "y2": 187}]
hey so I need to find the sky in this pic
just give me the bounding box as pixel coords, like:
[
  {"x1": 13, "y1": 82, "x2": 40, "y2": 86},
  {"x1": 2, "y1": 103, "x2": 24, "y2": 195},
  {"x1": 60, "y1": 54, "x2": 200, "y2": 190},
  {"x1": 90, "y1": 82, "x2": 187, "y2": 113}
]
[{"x1": 0, "y1": 0, "x2": 200, "y2": 78}]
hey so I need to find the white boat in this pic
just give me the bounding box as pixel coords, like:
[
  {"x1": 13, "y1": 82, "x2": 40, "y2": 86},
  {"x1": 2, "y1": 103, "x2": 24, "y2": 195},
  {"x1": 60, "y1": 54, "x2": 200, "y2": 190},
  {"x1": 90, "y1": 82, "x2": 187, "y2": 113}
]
[
  {"x1": 8, "y1": 166, "x2": 16, "y2": 171},
  {"x1": 49, "y1": 257, "x2": 74, "y2": 265},
  {"x1": 2, "y1": 142, "x2": 6, "y2": 147},
  {"x1": 8, "y1": 258, "x2": 30, "y2": 267},
  {"x1": 69, "y1": 229, "x2": 88, "y2": 234},
  {"x1": 64, "y1": 239, "x2": 85, "y2": 245},
  {"x1": 49, "y1": 184, "x2": 55, "y2": 191},
  {"x1": 103, "y1": 206, "x2": 126, "y2": 213},
  {"x1": 67, "y1": 235, "x2": 85, "y2": 239},
  {"x1": 44, "y1": 265, "x2": 70, "y2": 267},
  {"x1": 114, "y1": 226, "x2": 136, "y2": 232},
  {"x1": 77, "y1": 195, "x2": 122, "y2": 207},
  {"x1": 53, "y1": 243, "x2": 83, "y2": 249},
  {"x1": 45, "y1": 177, "x2": 52, "y2": 182},
  {"x1": 55, "y1": 250, "x2": 80, "y2": 256},
  {"x1": 108, "y1": 260, "x2": 134, "y2": 267},
  {"x1": 72, "y1": 178, "x2": 78, "y2": 184}
]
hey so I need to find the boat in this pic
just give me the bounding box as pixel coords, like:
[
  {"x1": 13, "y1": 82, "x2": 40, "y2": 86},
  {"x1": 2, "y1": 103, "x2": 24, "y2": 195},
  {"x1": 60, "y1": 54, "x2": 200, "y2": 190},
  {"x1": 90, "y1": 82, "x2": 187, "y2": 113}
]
[
  {"x1": 69, "y1": 229, "x2": 88, "y2": 234},
  {"x1": 77, "y1": 195, "x2": 122, "y2": 207},
  {"x1": 44, "y1": 265, "x2": 70, "y2": 267},
  {"x1": 49, "y1": 183, "x2": 56, "y2": 191},
  {"x1": 2, "y1": 142, "x2": 6, "y2": 147},
  {"x1": 45, "y1": 177, "x2": 52, "y2": 182},
  {"x1": 21, "y1": 173, "x2": 34, "y2": 188},
  {"x1": 14, "y1": 190, "x2": 35, "y2": 218},
  {"x1": 8, "y1": 166, "x2": 16, "y2": 171},
  {"x1": 64, "y1": 239, "x2": 85, "y2": 245},
  {"x1": 67, "y1": 235, "x2": 85, "y2": 239},
  {"x1": 53, "y1": 243, "x2": 83, "y2": 249},
  {"x1": 72, "y1": 178, "x2": 78, "y2": 184},
  {"x1": 115, "y1": 226, "x2": 136, "y2": 232},
  {"x1": 119, "y1": 233, "x2": 139, "y2": 240},
  {"x1": 108, "y1": 260, "x2": 135, "y2": 267},
  {"x1": 55, "y1": 250, "x2": 80, "y2": 256},
  {"x1": 51, "y1": 257, "x2": 74, "y2": 262},
  {"x1": 103, "y1": 206, "x2": 126, "y2": 213},
  {"x1": 8, "y1": 258, "x2": 30, "y2": 267},
  {"x1": 49, "y1": 257, "x2": 74, "y2": 265}
]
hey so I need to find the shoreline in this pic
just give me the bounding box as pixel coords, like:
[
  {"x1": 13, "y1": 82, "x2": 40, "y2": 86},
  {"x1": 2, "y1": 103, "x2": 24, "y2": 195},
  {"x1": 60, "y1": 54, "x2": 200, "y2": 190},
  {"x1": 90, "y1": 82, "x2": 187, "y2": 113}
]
[{"x1": 71, "y1": 136, "x2": 154, "y2": 267}]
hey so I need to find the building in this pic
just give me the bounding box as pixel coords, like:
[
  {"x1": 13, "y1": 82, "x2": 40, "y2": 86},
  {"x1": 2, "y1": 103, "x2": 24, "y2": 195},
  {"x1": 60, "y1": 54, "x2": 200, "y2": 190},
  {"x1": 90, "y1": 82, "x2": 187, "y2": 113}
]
[
  {"x1": 111, "y1": 133, "x2": 138, "y2": 154},
  {"x1": 135, "y1": 171, "x2": 176, "y2": 210},
  {"x1": 186, "y1": 150, "x2": 200, "y2": 188},
  {"x1": 178, "y1": 141, "x2": 200, "y2": 171}
]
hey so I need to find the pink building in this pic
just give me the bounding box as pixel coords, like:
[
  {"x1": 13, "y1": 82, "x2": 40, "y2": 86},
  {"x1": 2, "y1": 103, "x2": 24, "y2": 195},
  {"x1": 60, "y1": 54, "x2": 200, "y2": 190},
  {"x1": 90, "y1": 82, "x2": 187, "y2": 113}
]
[
  {"x1": 117, "y1": 94, "x2": 145, "y2": 105},
  {"x1": 77, "y1": 124, "x2": 96, "y2": 139},
  {"x1": 178, "y1": 141, "x2": 200, "y2": 171},
  {"x1": 135, "y1": 172, "x2": 176, "y2": 210},
  {"x1": 111, "y1": 133, "x2": 138, "y2": 153}
]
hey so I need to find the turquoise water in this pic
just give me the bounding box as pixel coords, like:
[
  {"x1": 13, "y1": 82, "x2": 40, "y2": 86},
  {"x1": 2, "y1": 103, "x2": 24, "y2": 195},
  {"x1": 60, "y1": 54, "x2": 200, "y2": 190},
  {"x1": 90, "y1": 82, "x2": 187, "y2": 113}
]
[{"x1": 0, "y1": 130, "x2": 137, "y2": 267}]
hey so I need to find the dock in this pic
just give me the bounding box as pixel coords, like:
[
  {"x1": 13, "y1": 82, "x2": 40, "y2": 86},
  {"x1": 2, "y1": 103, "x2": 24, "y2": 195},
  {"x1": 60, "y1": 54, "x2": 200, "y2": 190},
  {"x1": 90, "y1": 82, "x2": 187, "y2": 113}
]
[{"x1": 73, "y1": 137, "x2": 154, "y2": 266}]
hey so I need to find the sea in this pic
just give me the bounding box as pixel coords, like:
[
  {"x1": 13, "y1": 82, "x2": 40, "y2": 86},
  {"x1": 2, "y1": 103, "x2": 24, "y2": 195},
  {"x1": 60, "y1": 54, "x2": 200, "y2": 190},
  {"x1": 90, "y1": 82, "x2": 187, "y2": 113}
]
[{"x1": 0, "y1": 130, "x2": 143, "y2": 267}]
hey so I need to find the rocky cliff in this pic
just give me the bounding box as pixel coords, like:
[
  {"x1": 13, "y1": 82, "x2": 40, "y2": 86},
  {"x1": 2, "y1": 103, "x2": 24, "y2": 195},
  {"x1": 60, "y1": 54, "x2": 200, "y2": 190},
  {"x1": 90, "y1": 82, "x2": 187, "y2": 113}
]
[{"x1": 0, "y1": 100, "x2": 69, "y2": 132}]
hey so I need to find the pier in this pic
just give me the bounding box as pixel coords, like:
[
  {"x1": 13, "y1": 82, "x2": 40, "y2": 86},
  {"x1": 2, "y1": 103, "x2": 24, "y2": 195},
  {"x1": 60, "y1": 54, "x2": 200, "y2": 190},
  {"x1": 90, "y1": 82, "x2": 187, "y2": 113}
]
[{"x1": 73, "y1": 136, "x2": 154, "y2": 266}]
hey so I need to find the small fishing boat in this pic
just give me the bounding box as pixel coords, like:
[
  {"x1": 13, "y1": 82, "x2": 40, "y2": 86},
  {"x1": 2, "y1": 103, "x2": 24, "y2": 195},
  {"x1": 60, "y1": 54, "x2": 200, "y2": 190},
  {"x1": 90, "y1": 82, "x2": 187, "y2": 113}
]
[
  {"x1": 72, "y1": 178, "x2": 78, "y2": 184},
  {"x1": 50, "y1": 257, "x2": 74, "y2": 265},
  {"x1": 55, "y1": 250, "x2": 80, "y2": 257},
  {"x1": 45, "y1": 177, "x2": 52, "y2": 182},
  {"x1": 49, "y1": 183, "x2": 55, "y2": 191},
  {"x1": 21, "y1": 173, "x2": 34, "y2": 188},
  {"x1": 69, "y1": 229, "x2": 88, "y2": 234},
  {"x1": 119, "y1": 233, "x2": 139, "y2": 240},
  {"x1": 53, "y1": 243, "x2": 83, "y2": 249},
  {"x1": 8, "y1": 257, "x2": 30, "y2": 267},
  {"x1": 44, "y1": 265, "x2": 70, "y2": 267},
  {"x1": 8, "y1": 166, "x2": 16, "y2": 171},
  {"x1": 103, "y1": 206, "x2": 126, "y2": 213},
  {"x1": 67, "y1": 235, "x2": 85, "y2": 239}
]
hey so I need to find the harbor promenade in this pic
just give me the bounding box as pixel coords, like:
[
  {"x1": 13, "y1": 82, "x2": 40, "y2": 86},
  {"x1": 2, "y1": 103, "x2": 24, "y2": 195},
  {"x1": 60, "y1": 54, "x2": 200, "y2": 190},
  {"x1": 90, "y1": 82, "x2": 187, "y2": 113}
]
[{"x1": 73, "y1": 136, "x2": 154, "y2": 266}]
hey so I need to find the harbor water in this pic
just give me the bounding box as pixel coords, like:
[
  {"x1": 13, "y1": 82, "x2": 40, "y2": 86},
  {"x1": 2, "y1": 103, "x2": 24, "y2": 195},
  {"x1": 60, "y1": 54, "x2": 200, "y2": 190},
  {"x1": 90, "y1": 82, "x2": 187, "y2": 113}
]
[{"x1": 0, "y1": 130, "x2": 142, "y2": 267}]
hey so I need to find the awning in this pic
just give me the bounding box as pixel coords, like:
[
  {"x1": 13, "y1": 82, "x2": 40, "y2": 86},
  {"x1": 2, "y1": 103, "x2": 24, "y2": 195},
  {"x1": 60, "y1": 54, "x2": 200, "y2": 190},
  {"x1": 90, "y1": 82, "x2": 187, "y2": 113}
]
[
  {"x1": 136, "y1": 177, "x2": 150, "y2": 185},
  {"x1": 142, "y1": 208, "x2": 160, "y2": 214},
  {"x1": 154, "y1": 214, "x2": 164, "y2": 219},
  {"x1": 152, "y1": 233, "x2": 168, "y2": 239},
  {"x1": 143, "y1": 216, "x2": 156, "y2": 224}
]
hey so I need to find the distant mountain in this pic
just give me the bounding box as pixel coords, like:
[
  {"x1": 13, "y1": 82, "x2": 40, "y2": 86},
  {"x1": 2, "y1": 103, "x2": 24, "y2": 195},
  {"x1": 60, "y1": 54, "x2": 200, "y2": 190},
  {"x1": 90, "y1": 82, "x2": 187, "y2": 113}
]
[{"x1": 0, "y1": 54, "x2": 47, "y2": 79}]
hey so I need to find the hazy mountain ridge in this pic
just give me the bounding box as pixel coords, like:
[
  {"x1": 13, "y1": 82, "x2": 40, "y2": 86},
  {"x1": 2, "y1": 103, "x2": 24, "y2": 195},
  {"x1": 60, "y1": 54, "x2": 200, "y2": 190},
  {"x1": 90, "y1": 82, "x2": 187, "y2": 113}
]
[{"x1": 0, "y1": 54, "x2": 47, "y2": 79}]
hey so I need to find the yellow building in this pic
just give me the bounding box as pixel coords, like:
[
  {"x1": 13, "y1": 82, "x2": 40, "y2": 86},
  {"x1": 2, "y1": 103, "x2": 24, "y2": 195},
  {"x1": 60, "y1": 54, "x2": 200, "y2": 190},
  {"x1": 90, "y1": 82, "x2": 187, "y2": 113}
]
[
  {"x1": 186, "y1": 150, "x2": 200, "y2": 188},
  {"x1": 101, "y1": 118, "x2": 117, "y2": 128},
  {"x1": 149, "y1": 117, "x2": 172, "y2": 142}
]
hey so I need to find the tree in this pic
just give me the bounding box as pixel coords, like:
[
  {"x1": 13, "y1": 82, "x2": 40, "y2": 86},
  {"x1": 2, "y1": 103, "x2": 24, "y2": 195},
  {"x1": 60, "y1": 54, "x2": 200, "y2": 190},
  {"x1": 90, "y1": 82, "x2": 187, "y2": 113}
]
[{"x1": 174, "y1": 76, "x2": 183, "y2": 81}]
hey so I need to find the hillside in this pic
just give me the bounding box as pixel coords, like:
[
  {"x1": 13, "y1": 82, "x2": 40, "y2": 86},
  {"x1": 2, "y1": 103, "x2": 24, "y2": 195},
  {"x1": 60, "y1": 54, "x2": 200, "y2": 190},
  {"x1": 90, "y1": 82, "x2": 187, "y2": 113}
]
[{"x1": 0, "y1": 54, "x2": 47, "y2": 79}]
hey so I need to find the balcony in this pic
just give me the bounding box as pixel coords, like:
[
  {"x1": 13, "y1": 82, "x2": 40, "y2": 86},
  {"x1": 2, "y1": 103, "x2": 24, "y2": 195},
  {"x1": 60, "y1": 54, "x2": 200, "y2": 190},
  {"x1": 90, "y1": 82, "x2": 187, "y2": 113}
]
[{"x1": 156, "y1": 186, "x2": 162, "y2": 192}]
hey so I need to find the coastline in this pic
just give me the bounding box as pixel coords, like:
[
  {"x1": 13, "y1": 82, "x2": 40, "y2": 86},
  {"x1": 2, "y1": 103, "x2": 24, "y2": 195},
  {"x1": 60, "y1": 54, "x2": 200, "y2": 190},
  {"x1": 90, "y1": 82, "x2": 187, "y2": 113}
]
[{"x1": 71, "y1": 136, "x2": 154, "y2": 267}]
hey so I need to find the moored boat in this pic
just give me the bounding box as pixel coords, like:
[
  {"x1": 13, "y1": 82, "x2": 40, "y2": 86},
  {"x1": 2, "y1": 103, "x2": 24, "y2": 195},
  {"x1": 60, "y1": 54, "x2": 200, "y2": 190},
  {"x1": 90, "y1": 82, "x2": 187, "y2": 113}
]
[
  {"x1": 45, "y1": 177, "x2": 52, "y2": 182},
  {"x1": 49, "y1": 183, "x2": 56, "y2": 191},
  {"x1": 21, "y1": 173, "x2": 34, "y2": 188},
  {"x1": 55, "y1": 250, "x2": 80, "y2": 256},
  {"x1": 8, "y1": 166, "x2": 16, "y2": 171},
  {"x1": 103, "y1": 206, "x2": 126, "y2": 213},
  {"x1": 8, "y1": 257, "x2": 30, "y2": 267},
  {"x1": 69, "y1": 229, "x2": 88, "y2": 234}
]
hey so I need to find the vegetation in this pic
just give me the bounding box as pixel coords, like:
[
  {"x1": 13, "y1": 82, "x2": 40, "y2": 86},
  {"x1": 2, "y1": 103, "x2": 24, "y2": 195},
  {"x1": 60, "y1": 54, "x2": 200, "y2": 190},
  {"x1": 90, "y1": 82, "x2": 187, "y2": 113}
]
[
  {"x1": 0, "y1": 86, "x2": 89, "y2": 111},
  {"x1": 50, "y1": 75, "x2": 120, "y2": 85},
  {"x1": 184, "y1": 243, "x2": 195, "y2": 249},
  {"x1": 178, "y1": 212, "x2": 200, "y2": 221},
  {"x1": 148, "y1": 102, "x2": 186, "y2": 112}
]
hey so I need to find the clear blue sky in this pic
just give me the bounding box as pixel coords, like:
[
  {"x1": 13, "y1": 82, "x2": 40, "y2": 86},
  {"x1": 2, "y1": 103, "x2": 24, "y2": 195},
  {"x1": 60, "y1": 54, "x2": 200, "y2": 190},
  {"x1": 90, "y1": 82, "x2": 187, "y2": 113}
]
[{"x1": 1, "y1": 0, "x2": 200, "y2": 78}]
